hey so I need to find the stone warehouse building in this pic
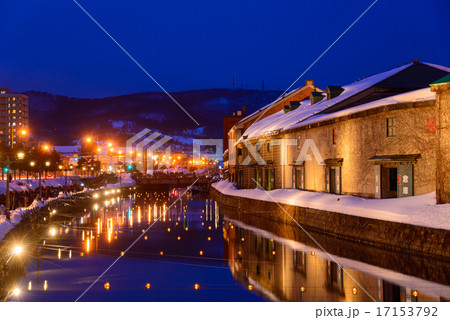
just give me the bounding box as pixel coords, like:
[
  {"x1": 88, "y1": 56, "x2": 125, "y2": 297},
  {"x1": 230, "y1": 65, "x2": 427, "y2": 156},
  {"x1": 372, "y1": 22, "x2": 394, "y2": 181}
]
[{"x1": 226, "y1": 61, "x2": 450, "y2": 203}]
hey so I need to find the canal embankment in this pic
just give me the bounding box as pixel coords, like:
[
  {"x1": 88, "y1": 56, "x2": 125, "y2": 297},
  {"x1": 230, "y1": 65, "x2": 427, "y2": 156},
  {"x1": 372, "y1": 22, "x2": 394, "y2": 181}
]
[{"x1": 211, "y1": 180, "x2": 450, "y2": 259}]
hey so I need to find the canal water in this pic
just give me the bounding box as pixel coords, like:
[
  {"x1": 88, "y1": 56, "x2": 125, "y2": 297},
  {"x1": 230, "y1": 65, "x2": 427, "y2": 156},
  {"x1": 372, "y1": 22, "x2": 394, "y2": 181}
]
[{"x1": 3, "y1": 187, "x2": 450, "y2": 302}]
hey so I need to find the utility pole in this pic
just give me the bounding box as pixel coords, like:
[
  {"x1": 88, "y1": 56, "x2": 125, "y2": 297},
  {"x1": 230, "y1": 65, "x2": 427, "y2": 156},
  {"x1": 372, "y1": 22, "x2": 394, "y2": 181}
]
[{"x1": 5, "y1": 157, "x2": 11, "y2": 219}]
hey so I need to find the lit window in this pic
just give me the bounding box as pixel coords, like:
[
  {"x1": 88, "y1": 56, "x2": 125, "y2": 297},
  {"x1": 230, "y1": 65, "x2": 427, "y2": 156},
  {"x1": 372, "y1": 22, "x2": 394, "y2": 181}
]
[
  {"x1": 297, "y1": 136, "x2": 302, "y2": 150},
  {"x1": 386, "y1": 118, "x2": 397, "y2": 137},
  {"x1": 332, "y1": 129, "x2": 337, "y2": 145}
]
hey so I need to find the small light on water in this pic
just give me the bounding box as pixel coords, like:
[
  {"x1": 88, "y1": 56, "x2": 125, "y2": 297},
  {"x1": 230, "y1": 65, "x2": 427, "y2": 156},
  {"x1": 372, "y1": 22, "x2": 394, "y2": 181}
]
[
  {"x1": 248, "y1": 284, "x2": 254, "y2": 291},
  {"x1": 145, "y1": 283, "x2": 151, "y2": 290},
  {"x1": 199, "y1": 250, "x2": 203, "y2": 256},
  {"x1": 104, "y1": 282, "x2": 110, "y2": 290},
  {"x1": 28, "y1": 281, "x2": 32, "y2": 291},
  {"x1": 43, "y1": 280, "x2": 48, "y2": 291},
  {"x1": 194, "y1": 283, "x2": 200, "y2": 290},
  {"x1": 207, "y1": 237, "x2": 211, "y2": 241}
]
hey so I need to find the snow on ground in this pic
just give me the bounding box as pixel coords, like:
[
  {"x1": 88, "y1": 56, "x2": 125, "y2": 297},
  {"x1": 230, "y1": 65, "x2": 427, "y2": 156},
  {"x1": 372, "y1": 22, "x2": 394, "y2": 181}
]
[
  {"x1": 212, "y1": 180, "x2": 450, "y2": 231},
  {"x1": 105, "y1": 173, "x2": 136, "y2": 189},
  {"x1": 0, "y1": 177, "x2": 77, "y2": 194}
]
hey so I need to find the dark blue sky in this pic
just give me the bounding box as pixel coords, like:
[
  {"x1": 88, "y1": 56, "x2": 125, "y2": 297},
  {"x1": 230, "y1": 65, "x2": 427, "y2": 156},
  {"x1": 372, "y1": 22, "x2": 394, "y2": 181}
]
[{"x1": 0, "y1": 0, "x2": 449, "y2": 98}]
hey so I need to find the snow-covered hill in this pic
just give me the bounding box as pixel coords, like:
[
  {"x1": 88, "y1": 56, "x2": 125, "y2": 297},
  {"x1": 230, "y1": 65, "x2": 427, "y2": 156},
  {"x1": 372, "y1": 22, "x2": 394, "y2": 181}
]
[{"x1": 26, "y1": 89, "x2": 281, "y2": 144}]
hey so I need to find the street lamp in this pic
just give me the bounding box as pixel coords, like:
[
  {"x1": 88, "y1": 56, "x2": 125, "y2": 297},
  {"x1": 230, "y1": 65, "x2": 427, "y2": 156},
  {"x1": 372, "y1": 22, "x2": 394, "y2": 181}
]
[{"x1": 17, "y1": 152, "x2": 25, "y2": 160}]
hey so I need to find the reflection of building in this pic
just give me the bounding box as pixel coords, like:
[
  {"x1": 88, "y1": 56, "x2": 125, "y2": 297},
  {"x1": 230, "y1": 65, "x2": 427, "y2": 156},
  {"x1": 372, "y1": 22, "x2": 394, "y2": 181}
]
[
  {"x1": 0, "y1": 88, "x2": 29, "y2": 146},
  {"x1": 224, "y1": 219, "x2": 447, "y2": 302},
  {"x1": 227, "y1": 62, "x2": 450, "y2": 201}
]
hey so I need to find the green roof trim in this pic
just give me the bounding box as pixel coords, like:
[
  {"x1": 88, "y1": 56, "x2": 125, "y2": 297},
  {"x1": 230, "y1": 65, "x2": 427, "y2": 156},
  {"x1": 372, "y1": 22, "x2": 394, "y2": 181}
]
[{"x1": 430, "y1": 73, "x2": 450, "y2": 86}]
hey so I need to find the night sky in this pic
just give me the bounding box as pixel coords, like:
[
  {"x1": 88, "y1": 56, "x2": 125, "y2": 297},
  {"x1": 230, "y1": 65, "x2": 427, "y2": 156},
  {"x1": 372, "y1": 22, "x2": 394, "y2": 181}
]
[{"x1": 0, "y1": 0, "x2": 449, "y2": 98}]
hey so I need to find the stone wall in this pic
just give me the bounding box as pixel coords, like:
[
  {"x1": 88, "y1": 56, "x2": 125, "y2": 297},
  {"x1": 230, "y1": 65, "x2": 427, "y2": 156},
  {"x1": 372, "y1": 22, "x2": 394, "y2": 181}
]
[
  {"x1": 238, "y1": 99, "x2": 437, "y2": 198},
  {"x1": 211, "y1": 186, "x2": 450, "y2": 259}
]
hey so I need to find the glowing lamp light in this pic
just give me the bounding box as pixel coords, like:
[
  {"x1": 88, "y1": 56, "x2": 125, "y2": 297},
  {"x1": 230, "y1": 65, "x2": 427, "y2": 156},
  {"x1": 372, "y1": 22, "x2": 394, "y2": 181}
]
[
  {"x1": 352, "y1": 287, "x2": 358, "y2": 295},
  {"x1": 120, "y1": 251, "x2": 125, "y2": 256},
  {"x1": 207, "y1": 237, "x2": 211, "y2": 241},
  {"x1": 248, "y1": 284, "x2": 254, "y2": 291},
  {"x1": 160, "y1": 251, "x2": 164, "y2": 256},
  {"x1": 272, "y1": 251, "x2": 276, "y2": 255},
  {"x1": 104, "y1": 282, "x2": 110, "y2": 290},
  {"x1": 241, "y1": 237, "x2": 245, "y2": 242},
  {"x1": 12, "y1": 288, "x2": 21, "y2": 297},
  {"x1": 45, "y1": 161, "x2": 50, "y2": 167},
  {"x1": 12, "y1": 245, "x2": 23, "y2": 256},
  {"x1": 20, "y1": 129, "x2": 27, "y2": 135},
  {"x1": 86, "y1": 137, "x2": 92, "y2": 143},
  {"x1": 199, "y1": 250, "x2": 204, "y2": 256},
  {"x1": 145, "y1": 283, "x2": 151, "y2": 290},
  {"x1": 412, "y1": 290, "x2": 419, "y2": 298},
  {"x1": 17, "y1": 152, "x2": 25, "y2": 159},
  {"x1": 300, "y1": 286, "x2": 306, "y2": 293},
  {"x1": 194, "y1": 283, "x2": 200, "y2": 290},
  {"x1": 49, "y1": 228, "x2": 56, "y2": 236},
  {"x1": 311, "y1": 251, "x2": 315, "y2": 256},
  {"x1": 177, "y1": 236, "x2": 181, "y2": 240}
]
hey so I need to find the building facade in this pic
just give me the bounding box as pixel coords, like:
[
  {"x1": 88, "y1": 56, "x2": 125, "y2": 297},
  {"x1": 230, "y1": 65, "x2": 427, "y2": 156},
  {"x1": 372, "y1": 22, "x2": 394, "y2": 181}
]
[
  {"x1": 226, "y1": 62, "x2": 450, "y2": 202},
  {"x1": 0, "y1": 88, "x2": 29, "y2": 146}
]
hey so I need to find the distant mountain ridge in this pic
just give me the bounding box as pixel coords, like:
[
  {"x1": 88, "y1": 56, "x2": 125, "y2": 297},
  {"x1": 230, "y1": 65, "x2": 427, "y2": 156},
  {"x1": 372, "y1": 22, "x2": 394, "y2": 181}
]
[{"x1": 25, "y1": 88, "x2": 282, "y2": 145}]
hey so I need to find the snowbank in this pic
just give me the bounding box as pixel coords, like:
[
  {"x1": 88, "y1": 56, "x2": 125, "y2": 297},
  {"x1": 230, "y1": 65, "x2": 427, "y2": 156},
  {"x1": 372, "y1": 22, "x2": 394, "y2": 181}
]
[
  {"x1": 0, "y1": 174, "x2": 136, "y2": 241},
  {"x1": 194, "y1": 168, "x2": 209, "y2": 175},
  {"x1": 212, "y1": 180, "x2": 450, "y2": 230},
  {"x1": 0, "y1": 189, "x2": 86, "y2": 240},
  {"x1": 105, "y1": 173, "x2": 136, "y2": 189},
  {"x1": 0, "y1": 176, "x2": 78, "y2": 194}
]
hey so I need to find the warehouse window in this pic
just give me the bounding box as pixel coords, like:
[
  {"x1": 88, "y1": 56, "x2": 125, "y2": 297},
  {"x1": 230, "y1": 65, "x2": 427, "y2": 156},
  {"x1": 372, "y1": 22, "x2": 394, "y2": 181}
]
[{"x1": 386, "y1": 118, "x2": 397, "y2": 137}]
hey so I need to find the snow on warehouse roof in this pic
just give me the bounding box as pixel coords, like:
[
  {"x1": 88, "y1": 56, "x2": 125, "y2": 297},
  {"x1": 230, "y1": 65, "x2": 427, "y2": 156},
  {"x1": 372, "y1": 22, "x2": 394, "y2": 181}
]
[
  {"x1": 285, "y1": 87, "x2": 435, "y2": 131},
  {"x1": 235, "y1": 89, "x2": 298, "y2": 125},
  {"x1": 240, "y1": 62, "x2": 446, "y2": 140}
]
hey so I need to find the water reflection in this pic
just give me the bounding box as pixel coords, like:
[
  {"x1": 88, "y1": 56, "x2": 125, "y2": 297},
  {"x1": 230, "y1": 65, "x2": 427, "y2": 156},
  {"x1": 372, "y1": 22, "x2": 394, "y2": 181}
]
[
  {"x1": 2, "y1": 187, "x2": 448, "y2": 302},
  {"x1": 223, "y1": 216, "x2": 450, "y2": 302},
  {"x1": 2, "y1": 188, "x2": 262, "y2": 302}
]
